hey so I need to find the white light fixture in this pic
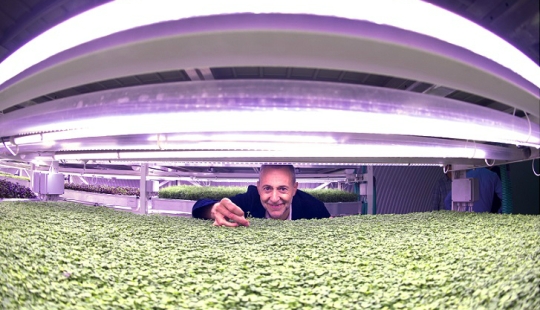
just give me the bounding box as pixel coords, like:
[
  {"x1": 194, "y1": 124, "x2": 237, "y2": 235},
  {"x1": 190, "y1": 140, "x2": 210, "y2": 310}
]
[
  {"x1": 23, "y1": 109, "x2": 540, "y2": 148},
  {"x1": 34, "y1": 155, "x2": 55, "y2": 162},
  {"x1": 152, "y1": 133, "x2": 337, "y2": 144},
  {"x1": 119, "y1": 148, "x2": 486, "y2": 160},
  {"x1": 58, "y1": 171, "x2": 343, "y2": 183},
  {"x1": 30, "y1": 159, "x2": 47, "y2": 166},
  {"x1": 55, "y1": 152, "x2": 119, "y2": 160},
  {"x1": 53, "y1": 143, "x2": 486, "y2": 161},
  {"x1": 13, "y1": 134, "x2": 42, "y2": 145},
  {"x1": 12, "y1": 133, "x2": 56, "y2": 146},
  {"x1": 89, "y1": 160, "x2": 443, "y2": 167},
  {"x1": 0, "y1": 0, "x2": 538, "y2": 89},
  {"x1": 59, "y1": 142, "x2": 82, "y2": 150}
]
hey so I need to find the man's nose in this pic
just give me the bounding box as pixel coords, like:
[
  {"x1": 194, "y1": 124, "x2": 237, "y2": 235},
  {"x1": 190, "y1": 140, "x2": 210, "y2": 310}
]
[{"x1": 270, "y1": 190, "x2": 280, "y2": 201}]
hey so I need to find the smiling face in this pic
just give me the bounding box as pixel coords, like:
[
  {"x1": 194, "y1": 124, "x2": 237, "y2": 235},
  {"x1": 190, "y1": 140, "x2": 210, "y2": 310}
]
[{"x1": 257, "y1": 166, "x2": 298, "y2": 220}]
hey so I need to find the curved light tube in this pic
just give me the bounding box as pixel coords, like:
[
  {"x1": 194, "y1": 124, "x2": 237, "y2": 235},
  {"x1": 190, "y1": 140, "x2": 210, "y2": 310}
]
[
  {"x1": 6, "y1": 131, "x2": 525, "y2": 163},
  {"x1": 3, "y1": 81, "x2": 539, "y2": 148},
  {"x1": 0, "y1": 0, "x2": 538, "y2": 89},
  {"x1": 48, "y1": 134, "x2": 527, "y2": 162},
  {"x1": 52, "y1": 148, "x2": 485, "y2": 161},
  {"x1": 59, "y1": 173, "x2": 344, "y2": 183}
]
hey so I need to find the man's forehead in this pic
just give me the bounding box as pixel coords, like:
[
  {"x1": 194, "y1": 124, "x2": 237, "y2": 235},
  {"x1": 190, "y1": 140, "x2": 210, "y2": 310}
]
[{"x1": 259, "y1": 167, "x2": 293, "y2": 183}]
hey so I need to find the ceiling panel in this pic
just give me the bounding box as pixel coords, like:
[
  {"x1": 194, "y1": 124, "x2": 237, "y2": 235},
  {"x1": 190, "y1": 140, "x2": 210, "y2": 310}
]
[
  {"x1": 40, "y1": 6, "x2": 67, "y2": 24},
  {"x1": 1, "y1": 0, "x2": 28, "y2": 21},
  {"x1": 426, "y1": 0, "x2": 539, "y2": 63},
  {"x1": 262, "y1": 67, "x2": 288, "y2": 78},
  {"x1": 0, "y1": 9, "x2": 15, "y2": 29}
]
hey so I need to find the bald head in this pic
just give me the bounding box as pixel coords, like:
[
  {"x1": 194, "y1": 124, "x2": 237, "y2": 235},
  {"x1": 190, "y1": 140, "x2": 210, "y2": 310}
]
[{"x1": 259, "y1": 165, "x2": 296, "y2": 183}]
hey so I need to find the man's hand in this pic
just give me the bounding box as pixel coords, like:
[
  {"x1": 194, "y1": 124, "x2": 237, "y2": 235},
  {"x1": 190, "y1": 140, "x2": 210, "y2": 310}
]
[{"x1": 211, "y1": 198, "x2": 250, "y2": 227}]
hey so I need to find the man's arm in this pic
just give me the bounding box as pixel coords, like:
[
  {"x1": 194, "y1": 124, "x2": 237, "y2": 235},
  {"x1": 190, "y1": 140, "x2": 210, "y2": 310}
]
[
  {"x1": 192, "y1": 198, "x2": 218, "y2": 219},
  {"x1": 195, "y1": 204, "x2": 213, "y2": 219}
]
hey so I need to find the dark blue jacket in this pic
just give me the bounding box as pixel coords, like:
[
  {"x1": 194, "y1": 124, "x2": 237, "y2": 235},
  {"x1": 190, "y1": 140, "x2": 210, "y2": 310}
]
[{"x1": 192, "y1": 185, "x2": 330, "y2": 220}]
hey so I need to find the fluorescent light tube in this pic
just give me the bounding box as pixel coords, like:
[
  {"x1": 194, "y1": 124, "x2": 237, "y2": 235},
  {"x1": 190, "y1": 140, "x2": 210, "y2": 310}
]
[
  {"x1": 153, "y1": 133, "x2": 337, "y2": 144},
  {"x1": 53, "y1": 144, "x2": 486, "y2": 161},
  {"x1": 26, "y1": 109, "x2": 540, "y2": 148},
  {"x1": 13, "y1": 134, "x2": 42, "y2": 145},
  {"x1": 54, "y1": 152, "x2": 119, "y2": 160},
  {"x1": 0, "y1": 0, "x2": 538, "y2": 89},
  {"x1": 5, "y1": 80, "x2": 538, "y2": 149}
]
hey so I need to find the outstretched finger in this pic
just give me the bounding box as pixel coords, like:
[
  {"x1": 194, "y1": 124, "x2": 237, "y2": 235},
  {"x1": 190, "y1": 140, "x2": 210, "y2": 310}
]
[
  {"x1": 216, "y1": 206, "x2": 249, "y2": 227},
  {"x1": 212, "y1": 212, "x2": 239, "y2": 227},
  {"x1": 220, "y1": 199, "x2": 250, "y2": 226},
  {"x1": 221, "y1": 199, "x2": 245, "y2": 216}
]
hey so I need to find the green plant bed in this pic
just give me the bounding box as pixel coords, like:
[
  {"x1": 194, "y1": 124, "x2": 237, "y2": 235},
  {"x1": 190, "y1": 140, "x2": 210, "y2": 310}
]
[
  {"x1": 304, "y1": 188, "x2": 358, "y2": 203},
  {"x1": 0, "y1": 172, "x2": 30, "y2": 181},
  {"x1": 159, "y1": 185, "x2": 358, "y2": 203},
  {"x1": 0, "y1": 179, "x2": 36, "y2": 199},
  {"x1": 158, "y1": 185, "x2": 246, "y2": 201},
  {"x1": 1, "y1": 202, "x2": 538, "y2": 309},
  {"x1": 64, "y1": 183, "x2": 142, "y2": 196}
]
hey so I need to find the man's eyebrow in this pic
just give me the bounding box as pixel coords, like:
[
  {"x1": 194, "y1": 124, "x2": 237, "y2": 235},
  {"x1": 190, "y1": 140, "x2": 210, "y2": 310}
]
[{"x1": 261, "y1": 184, "x2": 289, "y2": 188}]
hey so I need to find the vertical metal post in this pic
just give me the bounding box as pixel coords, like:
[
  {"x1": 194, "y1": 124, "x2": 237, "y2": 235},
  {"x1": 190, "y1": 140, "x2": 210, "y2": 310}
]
[
  {"x1": 49, "y1": 160, "x2": 59, "y2": 173},
  {"x1": 43, "y1": 160, "x2": 63, "y2": 201},
  {"x1": 366, "y1": 166, "x2": 375, "y2": 215},
  {"x1": 139, "y1": 163, "x2": 149, "y2": 214},
  {"x1": 451, "y1": 169, "x2": 460, "y2": 211},
  {"x1": 30, "y1": 163, "x2": 36, "y2": 193}
]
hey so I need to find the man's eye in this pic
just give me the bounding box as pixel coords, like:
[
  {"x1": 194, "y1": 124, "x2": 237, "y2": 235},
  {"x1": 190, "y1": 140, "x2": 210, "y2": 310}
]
[{"x1": 278, "y1": 187, "x2": 288, "y2": 193}]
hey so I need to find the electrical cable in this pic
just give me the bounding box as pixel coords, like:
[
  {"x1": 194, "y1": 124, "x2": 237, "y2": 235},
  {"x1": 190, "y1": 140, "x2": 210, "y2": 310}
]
[
  {"x1": 533, "y1": 158, "x2": 540, "y2": 177},
  {"x1": 443, "y1": 164, "x2": 450, "y2": 174}
]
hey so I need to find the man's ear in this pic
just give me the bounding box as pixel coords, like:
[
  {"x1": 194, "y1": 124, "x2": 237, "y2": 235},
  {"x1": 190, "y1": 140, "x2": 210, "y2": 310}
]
[{"x1": 292, "y1": 182, "x2": 298, "y2": 194}]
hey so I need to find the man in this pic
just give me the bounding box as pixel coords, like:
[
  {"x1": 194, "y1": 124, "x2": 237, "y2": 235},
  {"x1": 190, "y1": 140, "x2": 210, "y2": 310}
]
[
  {"x1": 191, "y1": 165, "x2": 330, "y2": 226},
  {"x1": 487, "y1": 166, "x2": 502, "y2": 213},
  {"x1": 431, "y1": 164, "x2": 452, "y2": 211},
  {"x1": 444, "y1": 167, "x2": 503, "y2": 213}
]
